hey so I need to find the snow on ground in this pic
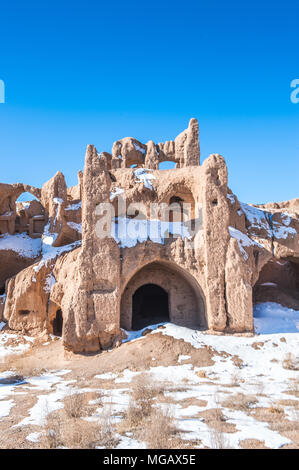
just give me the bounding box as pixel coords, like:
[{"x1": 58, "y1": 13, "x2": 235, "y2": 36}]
[
  {"x1": 0, "y1": 399, "x2": 15, "y2": 419},
  {"x1": 26, "y1": 432, "x2": 42, "y2": 443},
  {"x1": 254, "y1": 302, "x2": 299, "y2": 334},
  {"x1": 0, "y1": 328, "x2": 34, "y2": 359},
  {"x1": 0, "y1": 233, "x2": 42, "y2": 258},
  {"x1": 0, "y1": 302, "x2": 298, "y2": 448}
]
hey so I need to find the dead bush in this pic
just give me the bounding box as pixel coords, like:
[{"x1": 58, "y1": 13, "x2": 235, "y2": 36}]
[
  {"x1": 221, "y1": 393, "x2": 257, "y2": 411},
  {"x1": 286, "y1": 377, "x2": 299, "y2": 397},
  {"x1": 121, "y1": 399, "x2": 145, "y2": 431},
  {"x1": 131, "y1": 374, "x2": 164, "y2": 403},
  {"x1": 209, "y1": 427, "x2": 231, "y2": 449},
  {"x1": 196, "y1": 370, "x2": 207, "y2": 379},
  {"x1": 230, "y1": 370, "x2": 241, "y2": 387},
  {"x1": 120, "y1": 375, "x2": 166, "y2": 432},
  {"x1": 0, "y1": 350, "x2": 46, "y2": 377},
  {"x1": 97, "y1": 405, "x2": 120, "y2": 449},
  {"x1": 139, "y1": 406, "x2": 177, "y2": 449},
  {"x1": 41, "y1": 404, "x2": 119, "y2": 449},
  {"x1": 283, "y1": 353, "x2": 299, "y2": 371},
  {"x1": 64, "y1": 392, "x2": 90, "y2": 418},
  {"x1": 267, "y1": 405, "x2": 284, "y2": 415}
]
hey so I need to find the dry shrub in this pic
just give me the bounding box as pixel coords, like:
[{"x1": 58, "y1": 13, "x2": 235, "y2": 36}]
[
  {"x1": 121, "y1": 399, "x2": 145, "y2": 430},
  {"x1": 120, "y1": 375, "x2": 166, "y2": 432},
  {"x1": 267, "y1": 405, "x2": 284, "y2": 415},
  {"x1": 127, "y1": 375, "x2": 164, "y2": 424},
  {"x1": 42, "y1": 414, "x2": 100, "y2": 449},
  {"x1": 286, "y1": 377, "x2": 299, "y2": 397},
  {"x1": 196, "y1": 370, "x2": 207, "y2": 379},
  {"x1": 131, "y1": 374, "x2": 164, "y2": 403},
  {"x1": 239, "y1": 439, "x2": 267, "y2": 449},
  {"x1": 97, "y1": 405, "x2": 120, "y2": 449},
  {"x1": 64, "y1": 392, "x2": 90, "y2": 418},
  {"x1": 221, "y1": 393, "x2": 257, "y2": 411},
  {"x1": 41, "y1": 402, "x2": 119, "y2": 449},
  {"x1": 283, "y1": 353, "x2": 299, "y2": 371},
  {"x1": 139, "y1": 406, "x2": 177, "y2": 449},
  {"x1": 0, "y1": 350, "x2": 46, "y2": 377},
  {"x1": 209, "y1": 427, "x2": 231, "y2": 449},
  {"x1": 200, "y1": 394, "x2": 236, "y2": 434},
  {"x1": 230, "y1": 370, "x2": 241, "y2": 387}
]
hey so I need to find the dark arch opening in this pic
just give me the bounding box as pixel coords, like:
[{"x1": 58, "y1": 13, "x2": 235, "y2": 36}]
[
  {"x1": 52, "y1": 309, "x2": 63, "y2": 337},
  {"x1": 132, "y1": 284, "x2": 169, "y2": 330}
]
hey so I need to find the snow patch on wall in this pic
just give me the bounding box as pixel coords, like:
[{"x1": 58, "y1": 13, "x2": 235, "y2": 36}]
[
  {"x1": 111, "y1": 217, "x2": 193, "y2": 248},
  {"x1": 229, "y1": 226, "x2": 261, "y2": 260},
  {"x1": 240, "y1": 203, "x2": 271, "y2": 236},
  {"x1": 0, "y1": 233, "x2": 42, "y2": 258},
  {"x1": 65, "y1": 201, "x2": 82, "y2": 211},
  {"x1": 110, "y1": 187, "x2": 124, "y2": 201},
  {"x1": 67, "y1": 222, "x2": 82, "y2": 233},
  {"x1": 44, "y1": 273, "x2": 56, "y2": 293},
  {"x1": 134, "y1": 168, "x2": 156, "y2": 190}
]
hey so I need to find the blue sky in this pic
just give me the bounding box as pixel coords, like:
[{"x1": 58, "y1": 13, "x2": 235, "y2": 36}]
[{"x1": 0, "y1": 1, "x2": 298, "y2": 204}]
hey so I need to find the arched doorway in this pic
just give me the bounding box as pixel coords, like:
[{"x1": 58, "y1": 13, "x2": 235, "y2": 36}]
[
  {"x1": 52, "y1": 309, "x2": 63, "y2": 336},
  {"x1": 121, "y1": 261, "x2": 206, "y2": 330},
  {"x1": 132, "y1": 284, "x2": 169, "y2": 329},
  {"x1": 15, "y1": 192, "x2": 47, "y2": 238},
  {"x1": 253, "y1": 258, "x2": 299, "y2": 310}
]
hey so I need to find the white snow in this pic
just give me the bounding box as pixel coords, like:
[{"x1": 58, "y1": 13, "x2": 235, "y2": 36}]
[
  {"x1": 15, "y1": 371, "x2": 73, "y2": 427},
  {"x1": 0, "y1": 399, "x2": 15, "y2": 418},
  {"x1": 67, "y1": 222, "x2": 82, "y2": 233},
  {"x1": 133, "y1": 143, "x2": 146, "y2": 155},
  {"x1": 240, "y1": 202, "x2": 297, "y2": 241},
  {"x1": 44, "y1": 273, "x2": 56, "y2": 293},
  {"x1": 134, "y1": 168, "x2": 156, "y2": 190},
  {"x1": 94, "y1": 372, "x2": 118, "y2": 380},
  {"x1": 272, "y1": 221, "x2": 297, "y2": 240},
  {"x1": 1, "y1": 301, "x2": 299, "y2": 448},
  {"x1": 112, "y1": 217, "x2": 192, "y2": 248},
  {"x1": 33, "y1": 223, "x2": 81, "y2": 273},
  {"x1": 110, "y1": 187, "x2": 124, "y2": 201},
  {"x1": 26, "y1": 432, "x2": 42, "y2": 443},
  {"x1": 229, "y1": 226, "x2": 262, "y2": 260},
  {"x1": 115, "y1": 434, "x2": 146, "y2": 449},
  {"x1": 254, "y1": 302, "x2": 299, "y2": 334},
  {"x1": 0, "y1": 332, "x2": 34, "y2": 359},
  {"x1": 53, "y1": 197, "x2": 63, "y2": 205},
  {"x1": 117, "y1": 317, "x2": 299, "y2": 448},
  {"x1": 227, "y1": 194, "x2": 236, "y2": 205},
  {"x1": 178, "y1": 355, "x2": 191, "y2": 364},
  {"x1": 65, "y1": 201, "x2": 82, "y2": 211},
  {"x1": 0, "y1": 233, "x2": 42, "y2": 258},
  {"x1": 240, "y1": 203, "x2": 271, "y2": 236}
]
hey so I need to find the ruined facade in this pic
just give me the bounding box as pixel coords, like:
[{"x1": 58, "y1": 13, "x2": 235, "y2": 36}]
[{"x1": 1, "y1": 118, "x2": 299, "y2": 352}]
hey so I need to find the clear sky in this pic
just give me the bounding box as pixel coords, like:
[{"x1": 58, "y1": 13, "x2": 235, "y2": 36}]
[{"x1": 0, "y1": 1, "x2": 298, "y2": 204}]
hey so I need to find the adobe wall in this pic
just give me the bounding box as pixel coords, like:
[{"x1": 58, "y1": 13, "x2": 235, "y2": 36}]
[{"x1": 2, "y1": 118, "x2": 299, "y2": 352}]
